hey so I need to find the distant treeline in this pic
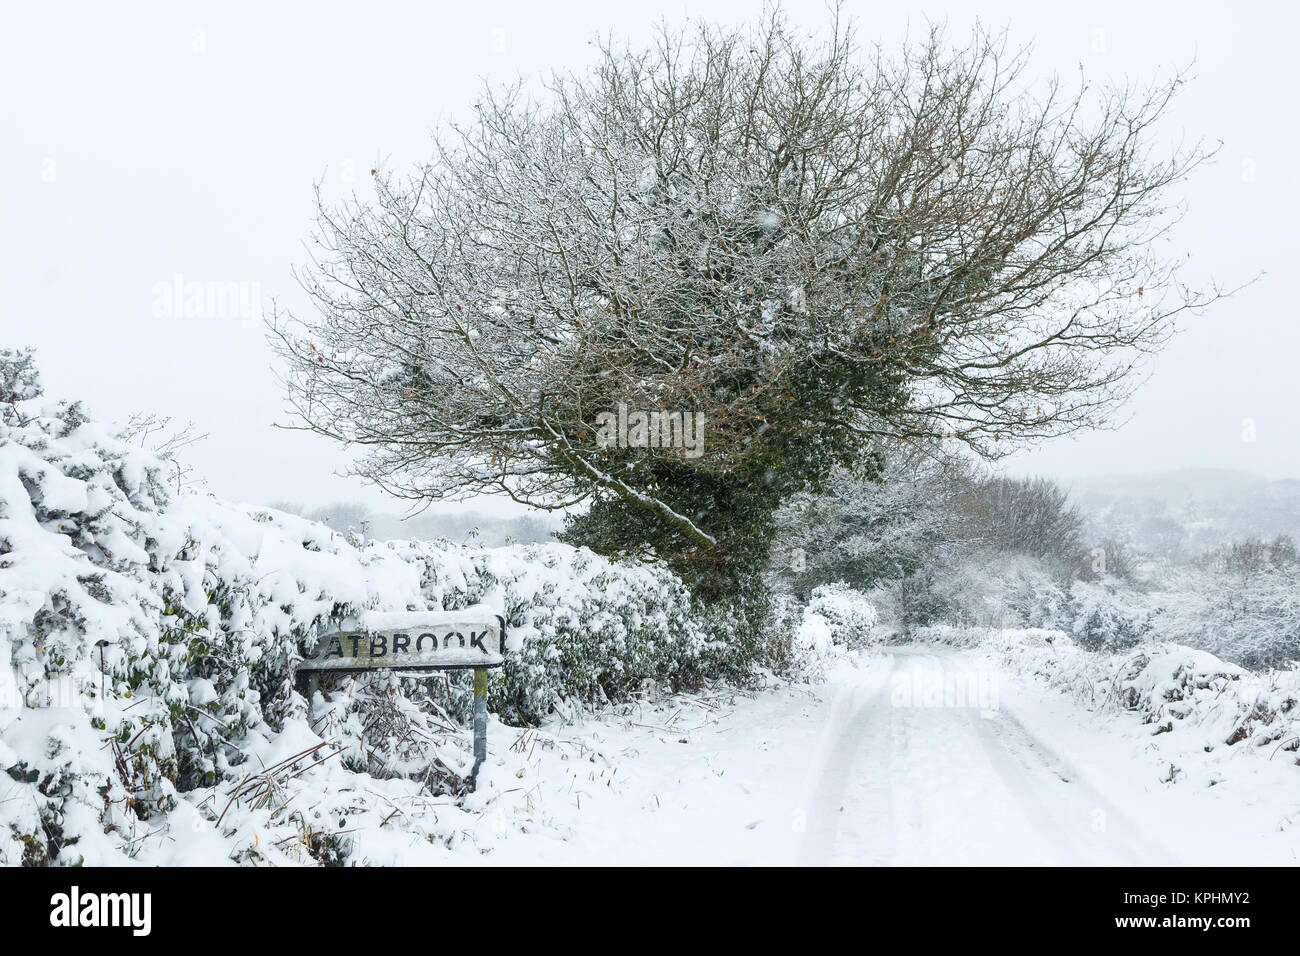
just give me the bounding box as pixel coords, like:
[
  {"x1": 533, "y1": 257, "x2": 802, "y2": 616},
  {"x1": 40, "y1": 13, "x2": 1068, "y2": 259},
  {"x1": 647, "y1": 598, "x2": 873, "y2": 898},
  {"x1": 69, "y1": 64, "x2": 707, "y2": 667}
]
[{"x1": 267, "y1": 500, "x2": 562, "y2": 547}]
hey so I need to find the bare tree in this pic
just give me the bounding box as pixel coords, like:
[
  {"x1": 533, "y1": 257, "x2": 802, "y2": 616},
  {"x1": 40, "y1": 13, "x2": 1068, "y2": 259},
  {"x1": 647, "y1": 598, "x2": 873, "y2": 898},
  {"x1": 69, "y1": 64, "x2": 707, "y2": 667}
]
[
  {"x1": 959, "y1": 475, "x2": 1085, "y2": 566},
  {"x1": 120, "y1": 413, "x2": 208, "y2": 494},
  {"x1": 270, "y1": 11, "x2": 1226, "y2": 595}
]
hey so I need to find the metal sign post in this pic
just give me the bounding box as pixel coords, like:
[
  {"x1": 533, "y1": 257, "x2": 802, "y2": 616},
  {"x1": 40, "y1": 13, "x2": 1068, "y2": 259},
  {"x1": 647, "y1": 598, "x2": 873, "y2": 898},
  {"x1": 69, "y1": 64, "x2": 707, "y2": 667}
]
[
  {"x1": 296, "y1": 604, "x2": 505, "y2": 791},
  {"x1": 472, "y1": 668, "x2": 488, "y2": 786}
]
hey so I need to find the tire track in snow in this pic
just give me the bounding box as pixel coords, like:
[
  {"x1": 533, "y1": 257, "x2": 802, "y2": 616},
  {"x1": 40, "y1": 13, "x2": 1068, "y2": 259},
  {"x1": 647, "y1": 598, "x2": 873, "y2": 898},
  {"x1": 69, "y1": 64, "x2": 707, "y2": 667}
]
[
  {"x1": 971, "y1": 704, "x2": 1174, "y2": 865},
  {"x1": 796, "y1": 657, "x2": 897, "y2": 865},
  {"x1": 796, "y1": 647, "x2": 1177, "y2": 865},
  {"x1": 883, "y1": 650, "x2": 1061, "y2": 864}
]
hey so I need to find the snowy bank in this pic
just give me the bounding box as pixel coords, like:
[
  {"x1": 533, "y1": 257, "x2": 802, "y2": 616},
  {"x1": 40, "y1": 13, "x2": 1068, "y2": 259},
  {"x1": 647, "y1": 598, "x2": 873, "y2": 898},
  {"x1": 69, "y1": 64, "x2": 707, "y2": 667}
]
[
  {"x1": 916, "y1": 624, "x2": 1300, "y2": 761},
  {"x1": 0, "y1": 350, "x2": 723, "y2": 864}
]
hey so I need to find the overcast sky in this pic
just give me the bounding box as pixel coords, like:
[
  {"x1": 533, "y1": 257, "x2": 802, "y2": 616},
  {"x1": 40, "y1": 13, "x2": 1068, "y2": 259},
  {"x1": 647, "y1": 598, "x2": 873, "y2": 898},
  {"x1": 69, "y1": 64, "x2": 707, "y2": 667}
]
[{"x1": 2, "y1": 0, "x2": 1296, "y2": 517}]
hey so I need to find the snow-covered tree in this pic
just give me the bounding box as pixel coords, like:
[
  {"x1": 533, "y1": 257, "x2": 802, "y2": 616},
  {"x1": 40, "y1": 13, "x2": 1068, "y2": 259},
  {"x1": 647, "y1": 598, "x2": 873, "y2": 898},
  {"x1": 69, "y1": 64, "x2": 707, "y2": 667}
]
[
  {"x1": 1067, "y1": 577, "x2": 1156, "y2": 651},
  {"x1": 773, "y1": 442, "x2": 975, "y2": 600},
  {"x1": 271, "y1": 12, "x2": 1224, "y2": 600},
  {"x1": 1155, "y1": 536, "x2": 1300, "y2": 667},
  {"x1": 958, "y1": 476, "x2": 1085, "y2": 570}
]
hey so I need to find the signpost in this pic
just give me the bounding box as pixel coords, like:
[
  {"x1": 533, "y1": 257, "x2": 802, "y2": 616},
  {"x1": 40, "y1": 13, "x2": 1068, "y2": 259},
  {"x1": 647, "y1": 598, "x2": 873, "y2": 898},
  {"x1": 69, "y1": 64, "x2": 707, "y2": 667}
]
[{"x1": 296, "y1": 605, "x2": 505, "y2": 789}]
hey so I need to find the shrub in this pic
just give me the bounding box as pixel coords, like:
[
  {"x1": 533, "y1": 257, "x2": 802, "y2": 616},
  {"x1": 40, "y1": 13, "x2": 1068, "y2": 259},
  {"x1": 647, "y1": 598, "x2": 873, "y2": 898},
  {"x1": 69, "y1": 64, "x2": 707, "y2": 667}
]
[
  {"x1": 1067, "y1": 578, "x2": 1155, "y2": 652},
  {"x1": 805, "y1": 583, "x2": 879, "y2": 649}
]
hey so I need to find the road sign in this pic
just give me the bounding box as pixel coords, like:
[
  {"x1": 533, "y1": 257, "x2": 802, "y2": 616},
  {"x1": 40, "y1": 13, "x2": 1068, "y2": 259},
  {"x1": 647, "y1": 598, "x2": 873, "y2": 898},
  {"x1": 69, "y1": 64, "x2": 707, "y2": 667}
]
[
  {"x1": 299, "y1": 607, "x2": 505, "y2": 673},
  {"x1": 296, "y1": 604, "x2": 505, "y2": 788}
]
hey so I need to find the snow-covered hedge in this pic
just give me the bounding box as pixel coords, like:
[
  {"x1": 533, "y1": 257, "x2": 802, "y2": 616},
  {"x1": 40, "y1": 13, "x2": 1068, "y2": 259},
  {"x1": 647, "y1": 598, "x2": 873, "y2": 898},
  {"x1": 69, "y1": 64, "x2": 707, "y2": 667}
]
[
  {"x1": 390, "y1": 538, "x2": 716, "y2": 722},
  {"x1": 804, "y1": 583, "x2": 879, "y2": 648},
  {"x1": 782, "y1": 585, "x2": 881, "y2": 681},
  {"x1": 916, "y1": 624, "x2": 1300, "y2": 759},
  {"x1": 0, "y1": 350, "x2": 717, "y2": 864}
]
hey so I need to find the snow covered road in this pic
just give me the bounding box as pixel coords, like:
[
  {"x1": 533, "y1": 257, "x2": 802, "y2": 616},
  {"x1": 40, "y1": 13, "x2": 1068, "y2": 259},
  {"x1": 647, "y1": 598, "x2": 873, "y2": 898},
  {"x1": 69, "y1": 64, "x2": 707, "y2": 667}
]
[
  {"x1": 796, "y1": 648, "x2": 1172, "y2": 865},
  {"x1": 463, "y1": 644, "x2": 1300, "y2": 866}
]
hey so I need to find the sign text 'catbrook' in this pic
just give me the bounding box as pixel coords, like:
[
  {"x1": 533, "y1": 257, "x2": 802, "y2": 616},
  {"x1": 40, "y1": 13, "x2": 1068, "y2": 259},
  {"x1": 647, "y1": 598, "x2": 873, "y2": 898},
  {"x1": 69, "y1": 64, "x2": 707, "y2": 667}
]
[{"x1": 299, "y1": 605, "x2": 505, "y2": 672}]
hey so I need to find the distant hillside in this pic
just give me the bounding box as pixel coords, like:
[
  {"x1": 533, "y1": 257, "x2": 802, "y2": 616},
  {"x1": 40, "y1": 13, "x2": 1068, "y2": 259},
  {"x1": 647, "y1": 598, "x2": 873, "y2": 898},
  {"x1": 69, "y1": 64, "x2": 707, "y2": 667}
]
[
  {"x1": 1064, "y1": 469, "x2": 1300, "y2": 559},
  {"x1": 267, "y1": 500, "x2": 563, "y2": 547}
]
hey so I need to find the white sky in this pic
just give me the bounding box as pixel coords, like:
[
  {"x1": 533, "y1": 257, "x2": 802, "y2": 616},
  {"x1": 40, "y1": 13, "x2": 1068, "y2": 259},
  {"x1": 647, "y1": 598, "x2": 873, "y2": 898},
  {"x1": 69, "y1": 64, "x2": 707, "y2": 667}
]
[{"x1": 2, "y1": 0, "x2": 1296, "y2": 516}]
